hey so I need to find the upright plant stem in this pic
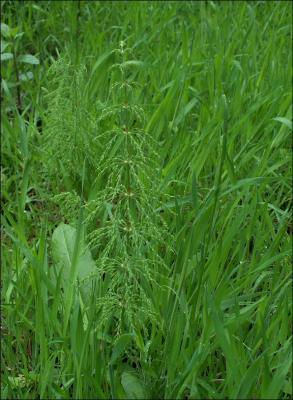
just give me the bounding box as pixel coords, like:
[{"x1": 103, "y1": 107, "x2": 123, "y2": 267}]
[
  {"x1": 75, "y1": 0, "x2": 81, "y2": 67},
  {"x1": 12, "y1": 43, "x2": 21, "y2": 111},
  {"x1": 73, "y1": 1, "x2": 81, "y2": 151}
]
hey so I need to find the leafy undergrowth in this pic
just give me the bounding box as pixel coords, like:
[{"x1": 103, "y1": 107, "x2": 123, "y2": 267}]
[{"x1": 1, "y1": 1, "x2": 292, "y2": 399}]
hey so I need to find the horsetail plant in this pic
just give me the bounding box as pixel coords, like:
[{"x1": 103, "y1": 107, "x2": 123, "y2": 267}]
[
  {"x1": 86, "y1": 40, "x2": 172, "y2": 332},
  {"x1": 42, "y1": 57, "x2": 96, "y2": 197},
  {"x1": 43, "y1": 41, "x2": 173, "y2": 335}
]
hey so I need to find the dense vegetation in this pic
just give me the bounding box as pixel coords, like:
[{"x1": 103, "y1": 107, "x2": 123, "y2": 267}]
[{"x1": 1, "y1": 1, "x2": 292, "y2": 399}]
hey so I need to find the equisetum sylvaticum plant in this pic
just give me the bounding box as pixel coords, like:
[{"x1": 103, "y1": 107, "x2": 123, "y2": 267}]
[{"x1": 43, "y1": 40, "x2": 173, "y2": 334}]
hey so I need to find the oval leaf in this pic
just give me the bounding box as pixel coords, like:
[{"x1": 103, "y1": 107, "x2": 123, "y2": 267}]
[
  {"x1": 17, "y1": 54, "x2": 40, "y2": 65},
  {"x1": 19, "y1": 71, "x2": 34, "y2": 82},
  {"x1": 121, "y1": 372, "x2": 146, "y2": 399},
  {"x1": 0, "y1": 23, "x2": 10, "y2": 38},
  {"x1": 1, "y1": 52, "x2": 13, "y2": 61},
  {"x1": 51, "y1": 223, "x2": 96, "y2": 296}
]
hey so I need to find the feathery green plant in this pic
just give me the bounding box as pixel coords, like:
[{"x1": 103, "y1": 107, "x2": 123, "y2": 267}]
[
  {"x1": 88, "y1": 41, "x2": 173, "y2": 332},
  {"x1": 42, "y1": 56, "x2": 96, "y2": 196},
  {"x1": 44, "y1": 40, "x2": 172, "y2": 333}
]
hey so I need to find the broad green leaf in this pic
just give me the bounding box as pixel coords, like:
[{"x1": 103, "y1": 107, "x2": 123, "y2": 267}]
[
  {"x1": 0, "y1": 23, "x2": 10, "y2": 38},
  {"x1": 19, "y1": 71, "x2": 34, "y2": 81},
  {"x1": 121, "y1": 372, "x2": 146, "y2": 399},
  {"x1": 17, "y1": 54, "x2": 40, "y2": 65},
  {"x1": 51, "y1": 223, "x2": 96, "y2": 296},
  {"x1": 1, "y1": 52, "x2": 13, "y2": 61}
]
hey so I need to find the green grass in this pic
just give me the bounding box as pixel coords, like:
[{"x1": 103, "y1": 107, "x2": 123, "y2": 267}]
[{"x1": 1, "y1": 1, "x2": 292, "y2": 399}]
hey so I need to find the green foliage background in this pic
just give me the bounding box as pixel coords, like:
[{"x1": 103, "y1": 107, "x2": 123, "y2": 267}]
[{"x1": 1, "y1": 1, "x2": 292, "y2": 399}]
